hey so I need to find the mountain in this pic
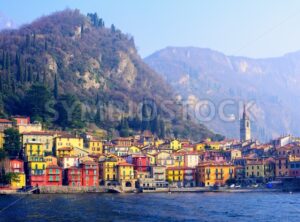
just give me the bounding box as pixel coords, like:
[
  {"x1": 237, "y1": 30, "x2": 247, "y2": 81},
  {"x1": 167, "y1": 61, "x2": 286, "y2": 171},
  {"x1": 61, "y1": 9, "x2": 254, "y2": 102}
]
[
  {"x1": 0, "y1": 10, "x2": 218, "y2": 141},
  {"x1": 145, "y1": 46, "x2": 300, "y2": 141}
]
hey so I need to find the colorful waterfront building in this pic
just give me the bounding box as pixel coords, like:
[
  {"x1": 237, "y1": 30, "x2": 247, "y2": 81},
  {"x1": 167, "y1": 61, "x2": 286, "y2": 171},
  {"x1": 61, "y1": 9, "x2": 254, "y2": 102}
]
[
  {"x1": 132, "y1": 155, "x2": 150, "y2": 172},
  {"x1": 99, "y1": 156, "x2": 118, "y2": 185},
  {"x1": 128, "y1": 146, "x2": 142, "y2": 155},
  {"x1": 57, "y1": 147, "x2": 75, "y2": 158},
  {"x1": 45, "y1": 165, "x2": 62, "y2": 186},
  {"x1": 245, "y1": 160, "x2": 265, "y2": 179},
  {"x1": 65, "y1": 167, "x2": 82, "y2": 186},
  {"x1": 194, "y1": 143, "x2": 206, "y2": 152},
  {"x1": 150, "y1": 165, "x2": 166, "y2": 181},
  {"x1": 170, "y1": 139, "x2": 182, "y2": 151},
  {"x1": 12, "y1": 116, "x2": 42, "y2": 134},
  {"x1": 81, "y1": 161, "x2": 99, "y2": 186},
  {"x1": 184, "y1": 152, "x2": 199, "y2": 168},
  {"x1": 44, "y1": 155, "x2": 58, "y2": 167},
  {"x1": 196, "y1": 162, "x2": 235, "y2": 187},
  {"x1": 166, "y1": 166, "x2": 196, "y2": 187},
  {"x1": 172, "y1": 152, "x2": 185, "y2": 167},
  {"x1": 275, "y1": 157, "x2": 289, "y2": 177},
  {"x1": 24, "y1": 142, "x2": 45, "y2": 160},
  {"x1": 26, "y1": 156, "x2": 46, "y2": 186},
  {"x1": 117, "y1": 162, "x2": 135, "y2": 188},
  {"x1": 22, "y1": 131, "x2": 55, "y2": 155},
  {"x1": 155, "y1": 151, "x2": 173, "y2": 167},
  {"x1": 288, "y1": 156, "x2": 300, "y2": 177},
  {"x1": 55, "y1": 136, "x2": 83, "y2": 156},
  {"x1": 60, "y1": 156, "x2": 79, "y2": 169},
  {"x1": 0, "y1": 118, "x2": 13, "y2": 131},
  {"x1": 88, "y1": 140, "x2": 103, "y2": 155},
  {"x1": 9, "y1": 159, "x2": 26, "y2": 189}
]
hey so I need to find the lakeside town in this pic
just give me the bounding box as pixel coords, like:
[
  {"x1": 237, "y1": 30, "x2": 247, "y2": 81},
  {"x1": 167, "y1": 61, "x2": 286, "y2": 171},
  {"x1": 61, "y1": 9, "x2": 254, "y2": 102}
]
[{"x1": 0, "y1": 106, "x2": 299, "y2": 194}]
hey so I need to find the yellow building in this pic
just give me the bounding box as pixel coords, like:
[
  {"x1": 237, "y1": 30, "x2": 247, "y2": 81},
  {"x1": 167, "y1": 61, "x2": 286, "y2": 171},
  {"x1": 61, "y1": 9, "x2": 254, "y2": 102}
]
[
  {"x1": 99, "y1": 156, "x2": 118, "y2": 184},
  {"x1": 230, "y1": 149, "x2": 242, "y2": 160},
  {"x1": 0, "y1": 131, "x2": 4, "y2": 149},
  {"x1": 55, "y1": 136, "x2": 83, "y2": 156},
  {"x1": 245, "y1": 160, "x2": 265, "y2": 178},
  {"x1": 170, "y1": 139, "x2": 182, "y2": 151},
  {"x1": 88, "y1": 140, "x2": 103, "y2": 155},
  {"x1": 155, "y1": 151, "x2": 174, "y2": 167},
  {"x1": 194, "y1": 143, "x2": 206, "y2": 152},
  {"x1": 196, "y1": 162, "x2": 235, "y2": 187},
  {"x1": 172, "y1": 152, "x2": 185, "y2": 167},
  {"x1": 17, "y1": 122, "x2": 42, "y2": 134},
  {"x1": 10, "y1": 173, "x2": 26, "y2": 189},
  {"x1": 117, "y1": 162, "x2": 134, "y2": 180},
  {"x1": 128, "y1": 146, "x2": 141, "y2": 155},
  {"x1": 27, "y1": 156, "x2": 46, "y2": 174},
  {"x1": 24, "y1": 142, "x2": 45, "y2": 160},
  {"x1": 167, "y1": 167, "x2": 184, "y2": 182},
  {"x1": 117, "y1": 162, "x2": 135, "y2": 188},
  {"x1": 205, "y1": 141, "x2": 222, "y2": 150},
  {"x1": 154, "y1": 139, "x2": 165, "y2": 148},
  {"x1": 57, "y1": 147, "x2": 75, "y2": 158},
  {"x1": 22, "y1": 131, "x2": 55, "y2": 155},
  {"x1": 146, "y1": 154, "x2": 156, "y2": 165}
]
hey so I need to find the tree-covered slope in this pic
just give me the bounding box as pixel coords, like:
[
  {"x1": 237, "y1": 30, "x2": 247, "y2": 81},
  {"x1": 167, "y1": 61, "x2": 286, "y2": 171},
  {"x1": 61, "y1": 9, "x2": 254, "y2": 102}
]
[{"x1": 0, "y1": 10, "x2": 219, "y2": 141}]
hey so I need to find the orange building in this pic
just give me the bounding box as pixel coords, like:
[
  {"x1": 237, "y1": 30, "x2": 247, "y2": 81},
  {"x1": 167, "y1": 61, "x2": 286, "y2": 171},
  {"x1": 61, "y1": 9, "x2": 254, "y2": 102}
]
[{"x1": 196, "y1": 162, "x2": 235, "y2": 187}]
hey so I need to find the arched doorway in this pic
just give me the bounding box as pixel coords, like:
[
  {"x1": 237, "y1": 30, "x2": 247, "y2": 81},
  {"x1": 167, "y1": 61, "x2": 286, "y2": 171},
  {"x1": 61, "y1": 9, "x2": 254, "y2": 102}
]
[{"x1": 125, "y1": 181, "x2": 132, "y2": 187}]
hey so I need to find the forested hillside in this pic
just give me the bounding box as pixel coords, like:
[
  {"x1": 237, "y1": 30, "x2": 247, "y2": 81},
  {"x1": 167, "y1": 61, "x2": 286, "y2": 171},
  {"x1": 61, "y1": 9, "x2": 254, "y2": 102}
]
[{"x1": 0, "y1": 10, "x2": 220, "y2": 141}]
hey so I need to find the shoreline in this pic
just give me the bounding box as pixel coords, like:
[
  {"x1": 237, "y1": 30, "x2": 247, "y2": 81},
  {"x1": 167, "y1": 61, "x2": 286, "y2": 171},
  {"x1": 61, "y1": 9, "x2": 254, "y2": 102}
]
[{"x1": 0, "y1": 187, "x2": 284, "y2": 195}]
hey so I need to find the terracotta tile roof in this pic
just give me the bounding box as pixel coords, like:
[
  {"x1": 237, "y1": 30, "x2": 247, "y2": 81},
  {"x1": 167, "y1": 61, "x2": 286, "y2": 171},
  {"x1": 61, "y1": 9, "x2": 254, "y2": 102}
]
[
  {"x1": 22, "y1": 131, "x2": 53, "y2": 136},
  {"x1": 117, "y1": 162, "x2": 133, "y2": 166},
  {"x1": 0, "y1": 119, "x2": 13, "y2": 123},
  {"x1": 58, "y1": 147, "x2": 73, "y2": 151},
  {"x1": 46, "y1": 164, "x2": 61, "y2": 169},
  {"x1": 166, "y1": 166, "x2": 194, "y2": 170}
]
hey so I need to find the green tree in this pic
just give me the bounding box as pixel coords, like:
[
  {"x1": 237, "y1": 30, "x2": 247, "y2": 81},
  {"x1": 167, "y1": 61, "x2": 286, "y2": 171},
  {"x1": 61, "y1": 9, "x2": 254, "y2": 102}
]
[
  {"x1": 94, "y1": 106, "x2": 102, "y2": 126},
  {"x1": 53, "y1": 74, "x2": 58, "y2": 99},
  {"x1": 54, "y1": 94, "x2": 85, "y2": 129},
  {"x1": 3, "y1": 128, "x2": 21, "y2": 157},
  {"x1": 159, "y1": 119, "x2": 166, "y2": 139},
  {"x1": 24, "y1": 84, "x2": 53, "y2": 122},
  {"x1": 0, "y1": 171, "x2": 20, "y2": 185},
  {"x1": 119, "y1": 116, "x2": 130, "y2": 137},
  {"x1": 111, "y1": 24, "x2": 116, "y2": 33},
  {"x1": 27, "y1": 65, "x2": 33, "y2": 82}
]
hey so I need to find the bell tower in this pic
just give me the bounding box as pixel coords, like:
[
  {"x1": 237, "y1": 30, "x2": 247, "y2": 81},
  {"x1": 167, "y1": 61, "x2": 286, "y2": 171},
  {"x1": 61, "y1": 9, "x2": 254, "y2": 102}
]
[{"x1": 240, "y1": 104, "x2": 251, "y2": 142}]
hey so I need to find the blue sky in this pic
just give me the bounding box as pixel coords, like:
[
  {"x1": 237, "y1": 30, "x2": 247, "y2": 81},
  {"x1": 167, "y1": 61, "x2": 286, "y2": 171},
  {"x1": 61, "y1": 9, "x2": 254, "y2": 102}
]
[{"x1": 1, "y1": 0, "x2": 300, "y2": 58}]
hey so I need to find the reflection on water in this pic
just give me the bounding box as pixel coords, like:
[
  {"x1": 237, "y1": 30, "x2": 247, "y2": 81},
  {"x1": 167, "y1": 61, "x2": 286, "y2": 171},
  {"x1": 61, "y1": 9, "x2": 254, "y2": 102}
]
[{"x1": 0, "y1": 192, "x2": 299, "y2": 222}]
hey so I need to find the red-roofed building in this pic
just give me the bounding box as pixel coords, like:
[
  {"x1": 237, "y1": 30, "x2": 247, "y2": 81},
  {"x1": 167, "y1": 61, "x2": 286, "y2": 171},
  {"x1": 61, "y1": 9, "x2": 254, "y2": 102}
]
[
  {"x1": 45, "y1": 165, "x2": 62, "y2": 186},
  {"x1": 81, "y1": 161, "x2": 99, "y2": 186},
  {"x1": 132, "y1": 155, "x2": 150, "y2": 172},
  {"x1": 12, "y1": 116, "x2": 30, "y2": 125},
  {"x1": 0, "y1": 118, "x2": 13, "y2": 131},
  {"x1": 65, "y1": 167, "x2": 82, "y2": 186}
]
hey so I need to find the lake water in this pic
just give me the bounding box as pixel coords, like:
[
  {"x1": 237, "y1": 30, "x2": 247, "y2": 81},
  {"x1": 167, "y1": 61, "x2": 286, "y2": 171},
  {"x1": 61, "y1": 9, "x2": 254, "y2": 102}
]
[{"x1": 0, "y1": 192, "x2": 299, "y2": 221}]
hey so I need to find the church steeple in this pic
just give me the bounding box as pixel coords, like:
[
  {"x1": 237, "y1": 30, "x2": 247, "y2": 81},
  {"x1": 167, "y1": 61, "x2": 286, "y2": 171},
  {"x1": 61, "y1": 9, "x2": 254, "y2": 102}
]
[{"x1": 240, "y1": 103, "x2": 251, "y2": 142}]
